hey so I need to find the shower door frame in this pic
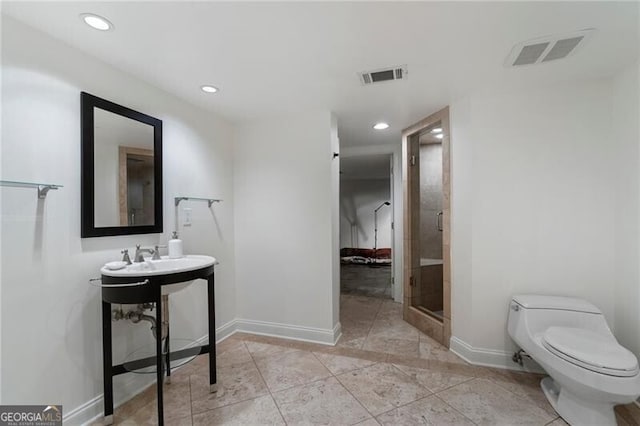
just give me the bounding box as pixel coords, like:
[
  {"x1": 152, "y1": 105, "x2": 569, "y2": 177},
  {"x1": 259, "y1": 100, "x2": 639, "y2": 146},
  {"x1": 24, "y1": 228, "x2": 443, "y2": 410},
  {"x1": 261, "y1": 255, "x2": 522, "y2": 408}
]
[{"x1": 402, "y1": 106, "x2": 451, "y2": 347}]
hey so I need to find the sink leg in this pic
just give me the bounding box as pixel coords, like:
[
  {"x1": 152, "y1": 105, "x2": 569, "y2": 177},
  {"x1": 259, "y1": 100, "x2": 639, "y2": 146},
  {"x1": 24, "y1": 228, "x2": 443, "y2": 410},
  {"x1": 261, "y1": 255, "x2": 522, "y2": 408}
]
[
  {"x1": 163, "y1": 295, "x2": 171, "y2": 384},
  {"x1": 155, "y1": 296, "x2": 164, "y2": 425},
  {"x1": 207, "y1": 274, "x2": 217, "y2": 392},
  {"x1": 102, "y1": 301, "x2": 114, "y2": 422}
]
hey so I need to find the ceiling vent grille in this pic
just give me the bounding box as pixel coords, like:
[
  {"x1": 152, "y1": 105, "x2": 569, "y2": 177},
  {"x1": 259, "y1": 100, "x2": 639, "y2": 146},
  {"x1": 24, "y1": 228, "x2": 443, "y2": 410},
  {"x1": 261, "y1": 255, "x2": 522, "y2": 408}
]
[
  {"x1": 505, "y1": 29, "x2": 595, "y2": 67},
  {"x1": 359, "y1": 65, "x2": 408, "y2": 85}
]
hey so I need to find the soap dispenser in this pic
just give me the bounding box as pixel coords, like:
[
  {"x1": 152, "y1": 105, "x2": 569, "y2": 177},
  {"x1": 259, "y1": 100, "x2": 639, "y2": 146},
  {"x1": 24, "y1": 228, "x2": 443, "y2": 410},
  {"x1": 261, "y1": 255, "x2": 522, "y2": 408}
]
[{"x1": 168, "y1": 231, "x2": 183, "y2": 258}]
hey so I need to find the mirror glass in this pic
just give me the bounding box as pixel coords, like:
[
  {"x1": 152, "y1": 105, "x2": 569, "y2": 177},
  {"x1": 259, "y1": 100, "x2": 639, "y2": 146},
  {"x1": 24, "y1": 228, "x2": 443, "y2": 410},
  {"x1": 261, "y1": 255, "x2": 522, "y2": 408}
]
[
  {"x1": 81, "y1": 92, "x2": 163, "y2": 238},
  {"x1": 94, "y1": 108, "x2": 155, "y2": 227}
]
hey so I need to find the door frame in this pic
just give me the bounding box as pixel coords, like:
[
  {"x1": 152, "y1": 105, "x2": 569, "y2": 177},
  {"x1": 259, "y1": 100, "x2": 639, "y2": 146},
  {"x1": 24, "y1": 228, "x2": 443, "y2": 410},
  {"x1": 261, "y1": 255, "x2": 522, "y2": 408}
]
[
  {"x1": 118, "y1": 146, "x2": 154, "y2": 226},
  {"x1": 402, "y1": 106, "x2": 451, "y2": 347}
]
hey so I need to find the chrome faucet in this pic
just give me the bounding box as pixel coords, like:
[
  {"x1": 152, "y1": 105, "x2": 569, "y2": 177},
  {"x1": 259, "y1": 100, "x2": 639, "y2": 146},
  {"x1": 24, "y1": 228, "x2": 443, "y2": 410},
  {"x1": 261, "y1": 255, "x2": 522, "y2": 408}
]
[
  {"x1": 153, "y1": 245, "x2": 164, "y2": 260},
  {"x1": 134, "y1": 245, "x2": 156, "y2": 263},
  {"x1": 121, "y1": 249, "x2": 132, "y2": 265}
]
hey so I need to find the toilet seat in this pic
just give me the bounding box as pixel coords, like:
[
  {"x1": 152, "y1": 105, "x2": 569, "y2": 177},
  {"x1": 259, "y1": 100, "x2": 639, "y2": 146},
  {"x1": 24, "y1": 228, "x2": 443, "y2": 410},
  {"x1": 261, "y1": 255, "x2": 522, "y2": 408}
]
[{"x1": 542, "y1": 327, "x2": 639, "y2": 377}]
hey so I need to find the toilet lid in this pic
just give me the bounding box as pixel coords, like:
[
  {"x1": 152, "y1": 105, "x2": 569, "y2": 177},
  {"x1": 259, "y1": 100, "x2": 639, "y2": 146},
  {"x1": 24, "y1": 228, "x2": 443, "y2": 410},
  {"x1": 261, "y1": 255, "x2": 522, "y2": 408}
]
[{"x1": 543, "y1": 327, "x2": 639, "y2": 377}]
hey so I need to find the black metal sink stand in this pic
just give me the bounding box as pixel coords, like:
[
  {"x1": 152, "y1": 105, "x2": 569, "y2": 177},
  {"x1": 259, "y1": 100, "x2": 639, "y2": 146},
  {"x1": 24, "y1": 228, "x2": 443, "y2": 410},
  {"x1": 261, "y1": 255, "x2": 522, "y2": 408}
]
[{"x1": 100, "y1": 264, "x2": 216, "y2": 425}]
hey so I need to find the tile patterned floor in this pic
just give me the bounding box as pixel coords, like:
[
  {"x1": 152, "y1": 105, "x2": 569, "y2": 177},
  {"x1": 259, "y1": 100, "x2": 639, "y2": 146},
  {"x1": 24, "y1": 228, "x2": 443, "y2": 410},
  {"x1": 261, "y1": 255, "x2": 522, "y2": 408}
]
[{"x1": 102, "y1": 294, "x2": 640, "y2": 425}]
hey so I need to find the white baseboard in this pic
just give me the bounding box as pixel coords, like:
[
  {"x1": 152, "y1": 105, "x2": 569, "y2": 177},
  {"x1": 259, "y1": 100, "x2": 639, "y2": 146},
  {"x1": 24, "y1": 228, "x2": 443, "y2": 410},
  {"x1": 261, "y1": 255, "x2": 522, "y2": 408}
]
[
  {"x1": 215, "y1": 319, "x2": 239, "y2": 343},
  {"x1": 450, "y1": 336, "x2": 545, "y2": 374},
  {"x1": 235, "y1": 318, "x2": 340, "y2": 346},
  {"x1": 73, "y1": 321, "x2": 237, "y2": 426},
  {"x1": 332, "y1": 322, "x2": 343, "y2": 345}
]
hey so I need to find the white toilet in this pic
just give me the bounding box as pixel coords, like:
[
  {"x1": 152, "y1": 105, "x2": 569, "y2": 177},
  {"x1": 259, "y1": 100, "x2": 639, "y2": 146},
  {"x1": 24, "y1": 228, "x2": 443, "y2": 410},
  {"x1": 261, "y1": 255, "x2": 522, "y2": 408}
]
[{"x1": 507, "y1": 294, "x2": 640, "y2": 426}]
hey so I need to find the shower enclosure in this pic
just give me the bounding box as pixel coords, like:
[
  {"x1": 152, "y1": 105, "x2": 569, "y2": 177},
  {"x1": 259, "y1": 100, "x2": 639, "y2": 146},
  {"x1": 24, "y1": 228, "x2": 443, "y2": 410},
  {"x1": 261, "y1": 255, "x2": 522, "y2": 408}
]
[{"x1": 402, "y1": 107, "x2": 451, "y2": 346}]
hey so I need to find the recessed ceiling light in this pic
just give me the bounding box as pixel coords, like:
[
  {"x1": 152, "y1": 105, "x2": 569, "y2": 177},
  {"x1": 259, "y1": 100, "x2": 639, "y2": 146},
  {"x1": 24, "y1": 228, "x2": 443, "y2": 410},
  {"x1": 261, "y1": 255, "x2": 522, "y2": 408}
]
[
  {"x1": 80, "y1": 13, "x2": 113, "y2": 31},
  {"x1": 431, "y1": 128, "x2": 442, "y2": 133},
  {"x1": 201, "y1": 85, "x2": 219, "y2": 93},
  {"x1": 373, "y1": 122, "x2": 389, "y2": 130},
  {"x1": 435, "y1": 133, "x2": 444, "y2": 139}
]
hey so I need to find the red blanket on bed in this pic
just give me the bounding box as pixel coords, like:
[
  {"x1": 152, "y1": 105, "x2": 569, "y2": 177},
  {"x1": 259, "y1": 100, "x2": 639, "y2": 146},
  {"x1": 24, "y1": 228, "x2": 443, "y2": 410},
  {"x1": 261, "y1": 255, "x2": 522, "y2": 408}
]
[{"x1": 340, "y1": 248, "x2": 391, "y2": 259}]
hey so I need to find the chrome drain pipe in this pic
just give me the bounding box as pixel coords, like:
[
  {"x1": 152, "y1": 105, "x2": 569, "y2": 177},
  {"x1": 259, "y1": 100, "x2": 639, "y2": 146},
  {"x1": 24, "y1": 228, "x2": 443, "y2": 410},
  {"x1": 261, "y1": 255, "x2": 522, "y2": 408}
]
[{"x1": 112, "y1": 298, "x2": 169, "y2": 341}]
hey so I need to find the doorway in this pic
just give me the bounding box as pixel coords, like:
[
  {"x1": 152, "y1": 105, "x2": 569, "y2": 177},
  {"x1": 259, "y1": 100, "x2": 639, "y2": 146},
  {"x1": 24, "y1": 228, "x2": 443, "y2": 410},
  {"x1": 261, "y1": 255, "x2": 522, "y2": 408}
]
[
  {"x1": 402, "y1": 107, "x2": 452, "y2": 347},
  {"x1": 339, "y1": 154, "x2": 394, "y2": 299}
]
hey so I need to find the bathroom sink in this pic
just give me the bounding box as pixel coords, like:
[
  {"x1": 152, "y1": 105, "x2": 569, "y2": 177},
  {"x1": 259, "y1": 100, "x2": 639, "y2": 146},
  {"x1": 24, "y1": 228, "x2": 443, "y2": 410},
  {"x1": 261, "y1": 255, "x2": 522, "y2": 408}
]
[{"x1": 101, "y1": 255, "x2": 217, "y2": 295}]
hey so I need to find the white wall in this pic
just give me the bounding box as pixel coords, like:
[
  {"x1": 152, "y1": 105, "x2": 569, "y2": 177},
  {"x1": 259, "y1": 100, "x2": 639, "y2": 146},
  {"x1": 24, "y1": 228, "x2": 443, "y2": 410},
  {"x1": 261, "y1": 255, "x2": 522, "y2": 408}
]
[
  {"x1": 1, "y1": 17, "x2": 236, "y2": 423},
  {"x1": 233, "y1": 111, "x2": 340, "y2": 343},
  {"x1": 613, "y1": 61, "x2": 640, "y2": 358},
  {"x1": 450, "y1": 78, "x2": 625, "y2": 368},
  {"x1": 340, "y1": 178, "x2": 392, "y2": 250}
]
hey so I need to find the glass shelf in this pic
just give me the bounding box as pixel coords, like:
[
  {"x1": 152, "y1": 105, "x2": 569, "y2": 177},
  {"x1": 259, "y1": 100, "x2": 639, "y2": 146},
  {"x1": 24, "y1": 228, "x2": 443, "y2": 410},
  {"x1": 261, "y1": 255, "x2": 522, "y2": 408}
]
[
  {"x1": 122, "y1": 338, "x2": 203, "y2": 374},
  {"x1": 0, "y1": 180, "x2": 63, "y2": 199}
]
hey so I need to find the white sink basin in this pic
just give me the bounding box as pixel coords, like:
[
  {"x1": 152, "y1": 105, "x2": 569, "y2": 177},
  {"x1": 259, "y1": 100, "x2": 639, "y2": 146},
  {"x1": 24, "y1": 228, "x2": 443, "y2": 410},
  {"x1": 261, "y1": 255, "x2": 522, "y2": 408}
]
[{"x1": 100, "y1": 255, "x2": 217, "y2": 295}]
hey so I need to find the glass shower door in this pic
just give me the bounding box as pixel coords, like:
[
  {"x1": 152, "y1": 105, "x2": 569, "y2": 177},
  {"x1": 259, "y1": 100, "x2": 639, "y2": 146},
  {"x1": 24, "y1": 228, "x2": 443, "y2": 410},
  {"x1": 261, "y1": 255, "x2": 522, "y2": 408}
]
[{"x1": 403, "y1": 108, "x2": 451, "y2": 347}]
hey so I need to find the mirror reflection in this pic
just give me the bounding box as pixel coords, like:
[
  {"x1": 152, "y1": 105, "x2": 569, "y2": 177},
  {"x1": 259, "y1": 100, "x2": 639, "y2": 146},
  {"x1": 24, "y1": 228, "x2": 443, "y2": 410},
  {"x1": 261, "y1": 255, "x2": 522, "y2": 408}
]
[{"x1": 93, "y1": 108, "x2": 155, "y2": 228}]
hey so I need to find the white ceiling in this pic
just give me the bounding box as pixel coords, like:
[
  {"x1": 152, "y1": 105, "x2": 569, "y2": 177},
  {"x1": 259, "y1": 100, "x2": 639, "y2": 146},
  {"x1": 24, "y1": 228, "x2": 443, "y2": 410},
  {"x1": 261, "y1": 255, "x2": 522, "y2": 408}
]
[{"x1": 3, "y1": 2, "x2": 638, "y2": 147}]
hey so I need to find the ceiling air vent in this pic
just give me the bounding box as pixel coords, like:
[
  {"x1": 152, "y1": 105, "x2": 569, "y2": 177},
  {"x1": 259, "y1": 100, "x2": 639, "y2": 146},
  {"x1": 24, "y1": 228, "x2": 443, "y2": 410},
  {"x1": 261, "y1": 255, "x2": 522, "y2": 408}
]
[
  {"x1": 505, "y1": 29, "x2": 595, "y2": 67},
  {"x1": 359, "y1": 65, "x2": 408, "y2": 85}
]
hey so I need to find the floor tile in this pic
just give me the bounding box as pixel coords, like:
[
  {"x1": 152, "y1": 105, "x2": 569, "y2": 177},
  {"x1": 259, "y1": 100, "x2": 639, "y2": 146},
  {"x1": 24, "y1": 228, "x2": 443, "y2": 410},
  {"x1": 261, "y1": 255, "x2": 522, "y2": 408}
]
[
  {"x1": 336, "y1": 363, "x2": 431, "y2": 416},
  {"x1": 393, "y1": 363, "x2": 473, "y2": 393},
  {"x1": 354, "y1": 419, "x2": 381, "y2": 426},
  {"x1": 192, "y1": 395, "x2": 285, "y2": 425},
  {"x1": 114, "y1": 383, "x2": 157, "y2": 422},
  {"x1": 375, "y1": 300, "x2": 403, "y2": 320},
  {"x1": 386, "y1": 353, "x2": 485, "y2": 378},
  {"x1": 419, "y1": 334, "x2": 466, "y2": 364},
  {"x1": 272, "y1": 376, "x2": 371, "y2": 425},
  {"x1": 313, "y1": 351, "x2": 378, "y2": 375},
  {"x1": 190, "y1": 360, "x2": 269, "y2": 414},
  {"x1": 341, "y1": 294, "x2": 384, "y2": 320},
  {"x1": 376, "y1": 395, "x2": 474, "y2": 426},
  {"x1": 254, "y1": 348, "x2": 332, "y2": 392},
  {"x1": 368, "y1": 316, "x2": 421, "y2": 341},
  {"x1": 340, "y1": 326, "x2": 372, "y2": 345},
  {"x1": 173, "y1": 354, "x2": 209, "y2": 378},
  {"x1": 244, "y1": 341, "x2": 298, "y2": 359},
  {"x1": 363, "y1": 336, "x2": 420, "y2": 358},
  {"x1": 438, "y1": 378, "x2": 555, "y2": 425},
  {"x1": 486, "y1": 369, "x2": 557, "y2": 418},
  {"x1": 615, "y1": 403, "x2": 640, "y2": 426},
  {"x1": 341, "y1": 316, "x2": 374, "y2": 332},
  {"x1": 118, "y1": 381, "x2": 192, "y2": 425},
  {"x1": 336, "y1": 336, "x2": 367, "y2": 349},
  {"x1": 118, "y1": 414, "x2": 192, "y2": 426},
  {"x1": 216, "y1": 338, "x2": 254, "y2": 367},
  {"x1": 545, "y1": 418, "x2": 568, "y2": 425},
  {"x1": 318, "y1": 345, "x2": 388, "y2": 363}
]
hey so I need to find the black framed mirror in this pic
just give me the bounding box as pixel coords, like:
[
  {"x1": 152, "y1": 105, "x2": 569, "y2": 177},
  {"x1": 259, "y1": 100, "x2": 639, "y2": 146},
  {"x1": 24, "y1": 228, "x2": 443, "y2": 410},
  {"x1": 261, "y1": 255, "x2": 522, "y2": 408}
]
[{"x1": 81, "y1": 92, "x2": 163, "y2": 237}]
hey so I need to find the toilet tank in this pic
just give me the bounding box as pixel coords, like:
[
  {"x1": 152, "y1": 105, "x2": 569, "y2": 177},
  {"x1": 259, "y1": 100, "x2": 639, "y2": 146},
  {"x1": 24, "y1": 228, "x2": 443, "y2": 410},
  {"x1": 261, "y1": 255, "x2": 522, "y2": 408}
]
[{"x1": 508, "y1": 295, "x2": 610, "y2": 348}]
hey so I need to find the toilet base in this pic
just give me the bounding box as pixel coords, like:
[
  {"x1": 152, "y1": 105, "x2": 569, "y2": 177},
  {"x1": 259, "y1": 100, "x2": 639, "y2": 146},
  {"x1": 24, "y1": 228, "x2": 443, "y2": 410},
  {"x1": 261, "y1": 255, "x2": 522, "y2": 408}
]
[{"x1": 541, "y1": 377, "x2": 616, "y2": 426}]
